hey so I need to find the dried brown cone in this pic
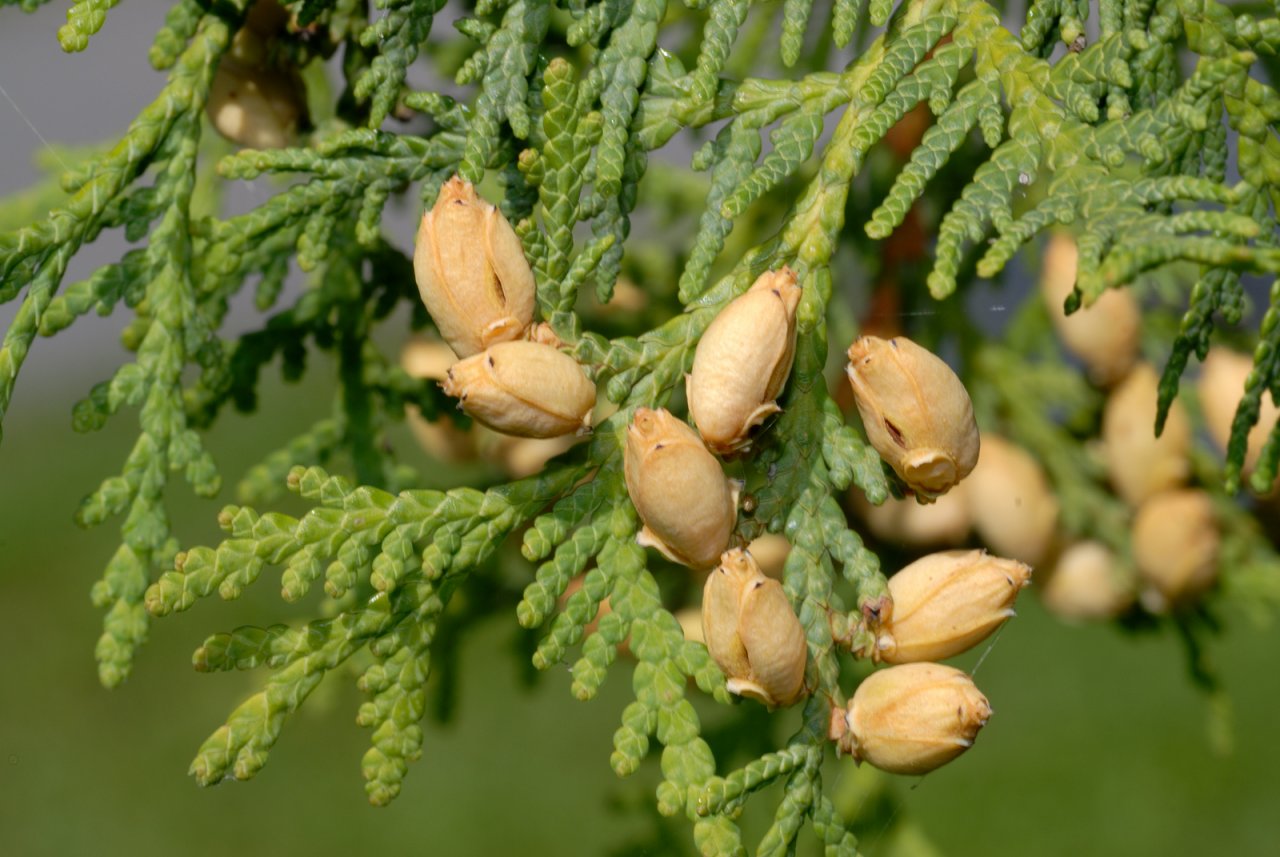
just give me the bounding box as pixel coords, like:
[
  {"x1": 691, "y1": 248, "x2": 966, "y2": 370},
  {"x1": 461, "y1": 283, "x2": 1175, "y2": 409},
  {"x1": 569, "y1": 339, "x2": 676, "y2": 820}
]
[
  {"x1": 441, "y1": 340, "x2": 595, "y2": 438},
  {"x1": 745, "y1": 533, "x2": 792, "y2": 579},
  {"x1": 846, "y1": 336, "x2": 980, "y2": 499},
  {"x1": 401, "y1": 338, "x2": 477, "y2": 463},
  {"x1": 873, "y1": 549, "x2": 1031, "y2": 664},
  {"x1": 1198, "y1": 348, "x2": 1280, "y2": 479},
  {"x1": 413, "y1": 176, "x2": 536, "y2": 358},
  {"x1": 1132, "y1": 489, "x2": 1220, "y2": 610},
  {"x1": 851, "y1": 488, "x2": 972, "y2": 549},
  {"x1": 207, "y1": 29, "x2": 308, "y2": 150},
  {"x1": 623, "y1": 408, "x2": 738, "y2": 570},
  {"x1": 687, "y1": 268, "x2": 802, "y2": 455},
  {"x1": 1041, "y1": 541, "x2": 1136, "y2": 622},
  {"x1": 838, "y1": 663, "x2": 992, "y2": 775},
  {"x1": 702, "y1": 549, "x2": 808, "y2": 707},
  {"x1": 961, "y1": 434, "x2": 1060, "y2": 566},
  {"x1": 1041, "y1": 232, "x2": 1141, "y2": 387}
]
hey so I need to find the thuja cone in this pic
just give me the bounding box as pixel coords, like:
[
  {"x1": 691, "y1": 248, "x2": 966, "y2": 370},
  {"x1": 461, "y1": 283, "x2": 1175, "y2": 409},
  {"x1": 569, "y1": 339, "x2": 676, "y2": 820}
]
[
  {"x1": 846, "y1": 336, "x2": 980, "y2": 499},
  {"x1": 687, "y1": 268, "x2": 802, "y2": 455},
  {"x1": 207, "y1": 28, "x2": 308, "y2": 150},
  {"x1": 961, "y1": 434, "x2": 1059, "y2": 566},
  {"x1": 1040, "y1": 232, "x2": 1140, "y2": 387},
  {"x1": 872, "y1": 549, "x2": 1031, "y2": 664},
  {"x1": 837, "y1": 663, "x2": 991, "y2": 775},
  {"x1": 442, "y1": 340, "x2": 595, "y2": 438},
  {"x1": 413, "y1": 176, "x2": 536, "y2": 358},
  {"x1": 624, "y1": 408, "x2": 737, "y2": 570},
  {"x1": 702, "y1": 549, "x2": 808, "y2": 707},
  {"x1": 1102, "y1": 363, "x2": 1191, "y2": 507}
]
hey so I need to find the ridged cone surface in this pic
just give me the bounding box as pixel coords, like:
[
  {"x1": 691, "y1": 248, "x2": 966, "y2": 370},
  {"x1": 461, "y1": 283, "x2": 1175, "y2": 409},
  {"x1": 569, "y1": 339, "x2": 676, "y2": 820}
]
[
  {"x1": 413, "y1": 176, "x2": 535, "y2": 358},
  {"x1": 688, "y1": 268, "x2": 801, "y2": 455},
  {"x1": 880, "y1": 549, "x2": 1031, "y2": 663},
  {"x1": 846, "y1": 336, "x2": 979, "y2": 497},
  {"x1": 846, "y1": 663, "x2": 991, "y2": 775},
  {"x1": 441, "y1": 340, "x2": 594, "y2": 438},
  {"x1": 702, "y1": 549, "x2": 807, "y2": 707},
  {"x1": 624, "y1": 408, "x2": 736, "y2": 569}
]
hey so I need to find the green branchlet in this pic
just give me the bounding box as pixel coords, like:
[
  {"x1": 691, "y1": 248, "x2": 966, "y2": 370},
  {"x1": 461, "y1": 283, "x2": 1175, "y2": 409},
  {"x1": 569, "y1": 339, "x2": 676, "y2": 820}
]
[{"x1": 4, "y1": 0, "x2": 1280, "y2": 852}]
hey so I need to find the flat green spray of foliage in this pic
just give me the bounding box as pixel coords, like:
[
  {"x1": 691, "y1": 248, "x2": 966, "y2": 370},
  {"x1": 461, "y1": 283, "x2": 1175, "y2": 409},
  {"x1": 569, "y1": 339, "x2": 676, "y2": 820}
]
[{"x1": 3, "y1": 0, "x2": 1280, "y2": 852}]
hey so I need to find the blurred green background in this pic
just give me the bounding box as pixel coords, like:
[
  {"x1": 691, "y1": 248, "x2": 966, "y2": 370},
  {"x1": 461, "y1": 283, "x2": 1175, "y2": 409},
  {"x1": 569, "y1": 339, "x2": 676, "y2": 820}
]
[{"x1": 2, "y1": 365, "x2": 1279, "y2": 857}]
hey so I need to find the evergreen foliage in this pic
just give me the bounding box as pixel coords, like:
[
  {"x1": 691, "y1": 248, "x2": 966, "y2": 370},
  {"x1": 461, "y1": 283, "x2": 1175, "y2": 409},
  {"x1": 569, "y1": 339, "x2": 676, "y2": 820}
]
[{"x1": 3, "y1": 0, "x2": 1280, "y2": 852}]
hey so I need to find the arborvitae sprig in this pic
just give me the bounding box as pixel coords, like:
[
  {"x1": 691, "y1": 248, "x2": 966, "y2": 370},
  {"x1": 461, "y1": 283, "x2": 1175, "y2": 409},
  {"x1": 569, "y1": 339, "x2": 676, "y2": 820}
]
[
  {"x1": 355, "y1": 0, "x2": 446, "y2": 128},
  {"x1": 149, "y1": 461, "x2": 583, "y2": 797},
  {"x1": 456, "y1": 0, "x2": 550, "y2": 178},
  {"x1": 56, "y1": 0, "x2": 120, "y2": 52},
  {"x1": 2, "y1": 6, "x2": 248, "y2": 685},
  {"x1": 5, "y1": 0, "x2": 1280, "y2": 851}
]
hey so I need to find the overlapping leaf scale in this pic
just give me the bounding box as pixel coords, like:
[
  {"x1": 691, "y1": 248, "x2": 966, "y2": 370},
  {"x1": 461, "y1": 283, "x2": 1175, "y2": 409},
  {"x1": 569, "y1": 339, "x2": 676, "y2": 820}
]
[
  {"x1": 356, "y1": 0, "x2": 446, "y2": 128},
  {"x1": 458, "y1": 0, "x2": 550, "y2": 178},
  {"x1": 154, "y1": 462, "x2": 582, "y2": 798},
  {"x1": 975, "y1": 343, "x2": 1129, "y2": 549},
  {"x1": 357, "y1": 591, "x2": 441, "y2": 805},
  {"x1": 1226, "y1": 293, "x2": 1280, "y2": 493},
  {"x1": 1, "y1": 11, "x2": 230, "y2": 440},
  {"x1": 832, "y1": 0, "x2": 866, "y2": 49},
  {"x1": 678, "y1": 122, "x2": 763, "y2": 303},
  {"x1": 688, "y1": 0, "x2": 750, "y2": 105},
  {"x1": 779, "y1": 0, "x2": 814, "y2": 68},
  {"x1": 731, "y1": 12, "x2": 957, "y2": 226},
  {"x1": 56, "y1": 0, "x2": 121, "y2": 52},
  {"x1": 866, "y1": 76, "x2": 992, "y2": 243}
]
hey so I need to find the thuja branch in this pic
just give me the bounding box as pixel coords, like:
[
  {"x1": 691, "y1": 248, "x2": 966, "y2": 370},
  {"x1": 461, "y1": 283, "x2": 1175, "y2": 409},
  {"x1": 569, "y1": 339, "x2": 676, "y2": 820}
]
[{"x1": 3, "y1": 0, "x2": 1280, "y2": 853}]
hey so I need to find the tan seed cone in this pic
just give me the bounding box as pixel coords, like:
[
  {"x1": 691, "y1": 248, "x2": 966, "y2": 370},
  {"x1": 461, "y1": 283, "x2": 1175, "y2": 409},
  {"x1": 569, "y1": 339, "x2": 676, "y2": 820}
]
[
  {"x1": 846, "y1": 336, "x2": 979, "y2": 499},
  {"x1": 595, "y1": 278, "x2": 650, "y2": 316},
  {"x1": 1042, "y1": 541, "x2": 1135, "y2": 622},
  {"x1": 493, "y1": 435, "x2": 577, "y2": 479},
  {"x1": 1041, "y1": 232, "x2": 1140, "y2": 387},
  {"x1": 876, "y1": 549, "x2": 1031, "y2": 664},
  {"x1": 1102, "y1": 364, "x2": 1191, "y2": 507},
  {"x1": 441, "y1": 340, "x2": 594, "y2": 438},
  {"x1": 624, "y1": 408, "x2": 737, "y2": 569},
  {"x1": 207, "y1": 31, "x2": 307, "y2": 150},
  {"x1": 702, "y1": 549, "x2": 808, "y2": 707},
  {"x1": 1198, "y1": 348, "x2": 1280, "y2": 477},
  {"x1": 413, "y1": 176, "x2": 536, "y2": 358},
  {"x1": 675, "y1": 607, "x2": 705, "y2": 645},
  {"x1": 844, "y1": 663, "x2": 991, "y2": 775},
  {"x1": 1132, "y1": 489, "x2": 1220, "y2": 609},
  {"x1": 402, "y1": 339, "x2": 477, "y2": 462},
  {"x1": 402, "y1": 337, "x2": 458, "y2": 379},
  {"x1": 853, "y1": 488, "x2": 972, "y2": 549},
  {"x1": 746, "y1": 533, "x2": 792, "y2": 579},
  {"x1": 687, "y1": 268, "x2": 802, "y2": 455},
  {"x1": 961, "y1": 435, "x2": 1059, "y2": 566}
]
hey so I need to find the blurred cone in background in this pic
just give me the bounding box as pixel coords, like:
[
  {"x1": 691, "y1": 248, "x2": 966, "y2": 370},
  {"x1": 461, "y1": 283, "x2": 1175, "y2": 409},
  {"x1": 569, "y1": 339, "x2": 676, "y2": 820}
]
[
  {"x1": 1041, "y1": 232, "x2": 1140, "y2": 388},
  {"x1": 851, "y1": 488, "x2": 972, "y2": 549},
  {"x1": 1132, "y1": 489, "x2": 1220, "y2": 611},
  {"x1": 1041, "y1": 541, "x2": 1136, "y2": 622},
  {"x1": 1199, "y1": 348, "x2": 1280, "y2": 481},
  {"x1": 961, "y1": 435, "x2": 1058, "y2": 566},
  {"x1": 402, "y1": 338, "x2": 478, "y2": 464},
  {"x1": 1102, "y1": 364, "x2": 1192, "y2": 507}
]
